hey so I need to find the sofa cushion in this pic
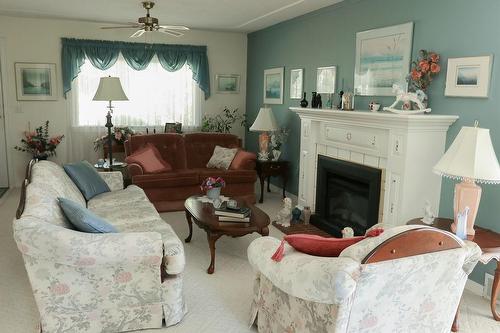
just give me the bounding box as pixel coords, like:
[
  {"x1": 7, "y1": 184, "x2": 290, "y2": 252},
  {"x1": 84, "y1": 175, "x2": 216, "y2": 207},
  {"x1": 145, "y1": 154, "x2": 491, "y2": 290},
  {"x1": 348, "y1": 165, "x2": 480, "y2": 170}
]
[
  {"x1": 58, "y1": 197, "x2": 118, "y2": 233},
  {"x1": 63, "y1": 161, "x2": 110, "y2": 200},
  {"x1": 88, "y1": 185, "x2": 149, "y2": 210},
  {"x1": 184, "y1": 133, "x2": 240, "y2": 168},
  {"x1": 206, "y1": 145, "x2": 238, "y2": 170},
  {"x1": 127, "y1": 134, "x2": 187, "y2": 170},
  {"x1": 230, "y1": 150, "x2": 257, "y2": 170},
  {"x1": 133, "y1": 170, "x2": 200, "y2": 189},
  {"x1": 125, "y1": 143, "x2": 172, "y2": 174},
  {"x1": 197, "y1": 168, "x2": 257, "y2": 184}
]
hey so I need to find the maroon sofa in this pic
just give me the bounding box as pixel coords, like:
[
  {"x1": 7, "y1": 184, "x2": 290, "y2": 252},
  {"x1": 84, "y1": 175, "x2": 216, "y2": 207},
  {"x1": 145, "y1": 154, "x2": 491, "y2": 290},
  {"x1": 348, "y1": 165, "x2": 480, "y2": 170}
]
[{"x1": 124, "y1": 133, "x2": 257, "y2": 212}]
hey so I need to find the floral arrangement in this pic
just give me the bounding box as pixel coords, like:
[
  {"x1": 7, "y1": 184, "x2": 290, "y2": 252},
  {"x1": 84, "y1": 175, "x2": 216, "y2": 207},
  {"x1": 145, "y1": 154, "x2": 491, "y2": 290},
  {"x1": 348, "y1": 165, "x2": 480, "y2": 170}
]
[
  {"x1": 200, "y1": 177, "x2": 226, "y2": 191},
  {"x1": 14, "y1": 121, "x2": 64, "y2": 158},
  {"x1": 93, "y1": 126, "x2": 136, "y2": 152},
  {"x1": 201, "y1": 107, "x2": 247, "y2": 133},
  {"x1": 408, "y1": 49, "x2": 441, "y2": 91},
  {"x1": 271, "y1": 128, "x2": 290, "y2": 151}
]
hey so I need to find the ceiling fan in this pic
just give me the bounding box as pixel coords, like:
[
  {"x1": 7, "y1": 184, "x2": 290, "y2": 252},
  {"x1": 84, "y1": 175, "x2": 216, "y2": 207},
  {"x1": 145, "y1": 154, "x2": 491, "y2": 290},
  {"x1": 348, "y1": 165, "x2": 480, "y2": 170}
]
[{"x1": 101, "y1": 1, "x2": 189, "y2": 38}]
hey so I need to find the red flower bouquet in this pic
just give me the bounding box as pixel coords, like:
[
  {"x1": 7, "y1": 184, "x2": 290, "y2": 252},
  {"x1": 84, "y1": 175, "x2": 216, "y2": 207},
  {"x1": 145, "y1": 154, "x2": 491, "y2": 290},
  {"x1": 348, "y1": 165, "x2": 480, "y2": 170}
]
[
  {"x1": 201, "y1": 177, "x2": 226, "y2": 191},
  {"x1": 408, "y1": 49, "x2": 441, "y2": 91},
  {"x1": 14, "y1": 121, "x2": 64, "y2": 159}
]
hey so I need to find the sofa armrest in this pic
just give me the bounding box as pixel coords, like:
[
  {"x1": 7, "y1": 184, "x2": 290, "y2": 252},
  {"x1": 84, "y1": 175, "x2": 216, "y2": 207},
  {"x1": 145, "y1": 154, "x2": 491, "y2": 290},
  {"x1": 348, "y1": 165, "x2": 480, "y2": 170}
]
[
  {"x1": 14, "y1": 216, "x2": 163, "y2": 266},
  {"x1": 127, "y1": 162, "x2": 144, "y2": 177},
  {"x1": 231, "y1": 150, "x2": 257, "y2": 170},
  {"x1": 98, "y1": 171, "x2": 124, "y2": 191},
  {"x1": 248, "y1": 236, "x2": 361, "y2": 305}
]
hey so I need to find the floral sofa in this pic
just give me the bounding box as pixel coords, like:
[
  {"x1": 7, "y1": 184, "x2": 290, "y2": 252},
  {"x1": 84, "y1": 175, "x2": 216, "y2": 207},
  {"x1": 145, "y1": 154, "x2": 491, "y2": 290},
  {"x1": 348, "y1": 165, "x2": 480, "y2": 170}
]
[
  {"x1": 13, "y1": 160, "x2": 186, "y2": 333},
  {"x1": 248, "y1": 225, "x2": 482, "y2": 333}
]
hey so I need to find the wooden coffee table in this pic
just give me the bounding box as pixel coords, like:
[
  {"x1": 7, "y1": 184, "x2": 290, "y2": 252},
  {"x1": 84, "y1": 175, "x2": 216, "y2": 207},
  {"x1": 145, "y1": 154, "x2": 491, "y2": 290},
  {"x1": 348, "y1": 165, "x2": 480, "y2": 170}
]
[{"x1": 184, "y1": 196, "x2": 270, "y2": 274}]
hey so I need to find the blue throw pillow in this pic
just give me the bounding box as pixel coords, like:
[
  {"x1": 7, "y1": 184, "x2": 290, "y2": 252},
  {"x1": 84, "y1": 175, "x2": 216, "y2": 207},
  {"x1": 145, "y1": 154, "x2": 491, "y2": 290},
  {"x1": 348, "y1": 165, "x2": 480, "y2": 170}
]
[
  {"x1": 58, "y1": 197, "x2": 117, "y2": 233},
  {"x1": 64, "y1": 160, "x2": 110, "y2": 200}
]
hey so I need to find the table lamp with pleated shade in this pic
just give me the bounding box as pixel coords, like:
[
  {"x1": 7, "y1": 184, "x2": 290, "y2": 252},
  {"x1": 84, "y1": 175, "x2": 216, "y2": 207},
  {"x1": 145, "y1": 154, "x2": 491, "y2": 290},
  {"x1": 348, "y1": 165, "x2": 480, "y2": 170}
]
[
  {"x1": 250, "y1": 107, "x2": 278, "y2": 160},
  {"x1": 433, "y1": 124, "x2": 500, "y2": 238}
]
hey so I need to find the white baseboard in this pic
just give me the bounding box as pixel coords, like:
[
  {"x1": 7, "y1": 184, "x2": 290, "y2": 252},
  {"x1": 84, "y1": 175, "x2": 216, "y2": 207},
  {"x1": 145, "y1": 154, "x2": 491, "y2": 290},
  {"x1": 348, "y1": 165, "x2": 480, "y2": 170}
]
[{"x1": 465, "y1": 278, "x2": 483, "y2": 297}]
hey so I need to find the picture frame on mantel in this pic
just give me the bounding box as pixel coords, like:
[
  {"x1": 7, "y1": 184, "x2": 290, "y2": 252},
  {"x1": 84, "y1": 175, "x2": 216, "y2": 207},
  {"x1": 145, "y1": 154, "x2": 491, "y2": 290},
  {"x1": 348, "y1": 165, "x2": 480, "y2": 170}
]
[
  {"x1": 354, "y1": 22, "x2": 414, "y2": 96},
  {"x1": 290, "y1": 68, "x2": 303, "y2": 99},
  {"x1": 444, "y1": 55, "x2": 493, "y2": 98},
  {"x1": 15, "y1": 62, "x2": 57, "y2": 101},
  {"x1": 263, "y1": 67, "x2": 284, "y2": 104}
]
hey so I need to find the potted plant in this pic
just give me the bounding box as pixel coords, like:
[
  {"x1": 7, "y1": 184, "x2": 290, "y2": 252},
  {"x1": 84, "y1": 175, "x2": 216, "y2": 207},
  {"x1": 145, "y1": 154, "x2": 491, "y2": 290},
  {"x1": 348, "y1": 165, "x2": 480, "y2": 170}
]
[
  {"x1": 270, "y1": 128, "x2": 290, "y2": 161},
  {"x1": 201, "y1": 107, "x2": 247, "y2": 133},
  {"x1": 93, "y1": 126, "x2": 136, "y2": 152},
  {"x1": 14, "y1": 121, "x2": 64, "y2": 160},
  {"x1": 201, "y1": 177, "x2": 226, "y2": 200}
]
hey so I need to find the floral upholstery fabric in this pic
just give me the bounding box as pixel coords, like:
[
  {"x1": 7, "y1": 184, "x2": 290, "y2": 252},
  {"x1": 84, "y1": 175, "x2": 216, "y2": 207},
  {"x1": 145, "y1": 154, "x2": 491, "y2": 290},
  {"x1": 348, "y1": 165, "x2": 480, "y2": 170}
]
[
  {"x1": 97, "y1": 171, "x2": 124, "y2": 192},
  {"x1": 15, "y1": 161, "x2": 187, "y2": 332},
  {"x1": 248, "y1": 228, "x2": 481, "y2": 333},
  {"x1": 206, "y1": 145, "x2": 238, "y2": 170},
  {"x1": 248, "y1": 236, "x2": 360, "y2": 304}
]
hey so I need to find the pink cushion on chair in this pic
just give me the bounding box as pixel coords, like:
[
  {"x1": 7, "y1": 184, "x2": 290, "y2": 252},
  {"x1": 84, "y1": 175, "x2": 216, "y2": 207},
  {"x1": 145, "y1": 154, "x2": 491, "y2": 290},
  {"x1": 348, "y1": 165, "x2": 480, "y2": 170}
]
[
  {"x1": 125, "y1": 143, "x2": 172, "y2": 174},
  {"x1": 285, "y1": 234, "x2": 365, "y2": 257}
]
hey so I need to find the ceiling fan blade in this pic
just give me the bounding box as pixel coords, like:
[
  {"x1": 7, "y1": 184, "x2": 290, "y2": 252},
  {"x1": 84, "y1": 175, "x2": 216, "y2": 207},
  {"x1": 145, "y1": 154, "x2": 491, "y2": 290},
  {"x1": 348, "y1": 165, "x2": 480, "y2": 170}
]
[
  {"x1": 158, "y1": 29, "x2": 184, "y2": 37},
  {"x1": 130, "y1": 30, "x2": 146, "y2": 38},
  {"x1": 158, "y1": 25, "x2": 190, "y2": 31},
  {"x1": 101, "y1": 25, "x2": 141, "y2": 29}
]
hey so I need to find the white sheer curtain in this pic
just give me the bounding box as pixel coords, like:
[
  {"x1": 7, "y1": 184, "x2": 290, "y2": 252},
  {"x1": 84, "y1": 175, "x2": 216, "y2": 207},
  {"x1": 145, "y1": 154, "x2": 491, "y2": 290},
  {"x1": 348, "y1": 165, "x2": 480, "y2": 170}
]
[{"x1": 66, "y1": 54, "x2": 202, "y2": 163}]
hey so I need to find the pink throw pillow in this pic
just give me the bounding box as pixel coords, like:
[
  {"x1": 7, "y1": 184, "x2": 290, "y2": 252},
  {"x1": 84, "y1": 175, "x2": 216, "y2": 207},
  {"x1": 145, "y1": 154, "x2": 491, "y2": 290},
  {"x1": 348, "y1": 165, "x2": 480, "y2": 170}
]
[
  {"x1": 229, "y1": 150, "x2": 256, "y2": 170},
  {"x1": 125, "y1": 143, "x2": 172, "y2": 174}
]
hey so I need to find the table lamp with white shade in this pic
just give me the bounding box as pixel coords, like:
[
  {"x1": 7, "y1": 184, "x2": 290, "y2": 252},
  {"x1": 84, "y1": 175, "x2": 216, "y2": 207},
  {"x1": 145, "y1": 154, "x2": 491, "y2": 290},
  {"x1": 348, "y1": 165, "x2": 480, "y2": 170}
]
[
  {"x1": 250, "y1": 107, "x2": 278, "y2": 160},
  {"x1": 93, "y1": 76, "x2": 128, "y2": 169},
  {"x1": 433, "y1": 123, "x2": 500, "y2": 238}
]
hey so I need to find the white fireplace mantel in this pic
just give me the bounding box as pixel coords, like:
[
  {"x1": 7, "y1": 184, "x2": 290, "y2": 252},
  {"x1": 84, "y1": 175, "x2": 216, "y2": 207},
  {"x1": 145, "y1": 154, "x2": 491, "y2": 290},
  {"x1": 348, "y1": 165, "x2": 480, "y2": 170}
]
[{"x1": 291, "y1": 107, "x2": 459, "y2": 227}]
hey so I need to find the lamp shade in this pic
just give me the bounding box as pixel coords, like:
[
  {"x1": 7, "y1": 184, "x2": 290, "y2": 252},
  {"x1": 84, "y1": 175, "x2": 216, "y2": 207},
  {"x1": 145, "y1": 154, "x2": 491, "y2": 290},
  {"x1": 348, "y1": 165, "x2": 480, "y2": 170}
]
[
  {"x1": 433, "y1": 126, "x2": 500, "y2": 184},
  {"x1": 93, "y1": 76, "x2": 128, "y2": 101},
  {"x1": 250, "y1": 107, "x2": 278, "y2": 132}
]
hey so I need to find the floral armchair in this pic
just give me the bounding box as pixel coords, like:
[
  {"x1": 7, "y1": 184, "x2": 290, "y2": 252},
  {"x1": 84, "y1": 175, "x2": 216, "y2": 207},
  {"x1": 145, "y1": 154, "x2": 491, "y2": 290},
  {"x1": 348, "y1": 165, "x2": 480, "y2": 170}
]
[{"x1": 247, "y1": 225, "x2": 481, "y2": 333}]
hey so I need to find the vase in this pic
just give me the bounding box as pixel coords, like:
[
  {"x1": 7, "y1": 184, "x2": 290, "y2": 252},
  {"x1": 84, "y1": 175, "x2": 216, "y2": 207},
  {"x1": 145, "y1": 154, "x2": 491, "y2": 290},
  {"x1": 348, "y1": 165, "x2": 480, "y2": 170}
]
[
  {"x1": 300, "y1": 92, "x2": 308, "y2": 107},
  {"x1": 206, "y1": 187, "x2": 221, "y2": 200},
  {"x1": 272, "y1": 150, "x2": 281, "y2": 161},
  {"x1": 311, "y1": 92, "x2": 318, "y2": 108}
]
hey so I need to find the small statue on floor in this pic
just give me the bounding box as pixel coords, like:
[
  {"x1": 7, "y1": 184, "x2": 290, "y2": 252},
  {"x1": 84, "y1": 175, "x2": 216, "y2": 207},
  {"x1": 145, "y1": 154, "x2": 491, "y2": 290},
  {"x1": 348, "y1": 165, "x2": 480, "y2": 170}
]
[
  {"x1": 421, "y1": 200, "x2": 435, "y2": 225},
  {"x1": 342, "y1": 227, "x2": 354, "y2": 238},
  {"x1": 275, "y1": 197, "x2": 292, "y2": 227}
]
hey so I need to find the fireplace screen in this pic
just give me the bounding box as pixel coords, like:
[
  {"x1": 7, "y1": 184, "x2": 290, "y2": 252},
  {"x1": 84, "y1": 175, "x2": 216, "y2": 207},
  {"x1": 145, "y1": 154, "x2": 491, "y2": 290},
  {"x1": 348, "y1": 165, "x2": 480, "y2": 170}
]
[{"x1": 312, "y1": 155, "x2": 381, "y2": 237}]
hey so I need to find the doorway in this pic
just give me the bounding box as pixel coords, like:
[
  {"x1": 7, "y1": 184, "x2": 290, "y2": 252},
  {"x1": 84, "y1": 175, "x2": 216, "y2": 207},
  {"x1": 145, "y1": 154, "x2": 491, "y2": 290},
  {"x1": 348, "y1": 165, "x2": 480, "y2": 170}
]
[{"x1": 0, "y1": 37, "x2": 9, "y2": 197}]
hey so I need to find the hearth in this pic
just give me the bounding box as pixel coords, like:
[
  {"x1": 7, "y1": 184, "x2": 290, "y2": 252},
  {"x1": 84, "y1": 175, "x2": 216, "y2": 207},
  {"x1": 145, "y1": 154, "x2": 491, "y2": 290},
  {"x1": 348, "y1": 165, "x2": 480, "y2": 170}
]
[{"x1": 311, "y1": 155, "x2": 382, "y2": 237}]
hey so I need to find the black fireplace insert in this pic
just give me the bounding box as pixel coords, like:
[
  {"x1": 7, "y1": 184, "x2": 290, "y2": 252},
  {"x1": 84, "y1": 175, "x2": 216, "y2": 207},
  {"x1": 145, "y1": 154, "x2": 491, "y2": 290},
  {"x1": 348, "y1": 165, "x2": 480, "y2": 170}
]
[{"x1": 311, "y1": 155, "x2": 382, "y2": 237}]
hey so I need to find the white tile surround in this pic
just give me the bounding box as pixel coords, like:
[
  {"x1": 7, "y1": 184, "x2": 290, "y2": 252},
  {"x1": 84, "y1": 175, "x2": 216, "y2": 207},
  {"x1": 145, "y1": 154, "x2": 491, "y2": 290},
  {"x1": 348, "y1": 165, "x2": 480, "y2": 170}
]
[{"x1": 291, "y1": 107, "x2": 459, "y2": 227}]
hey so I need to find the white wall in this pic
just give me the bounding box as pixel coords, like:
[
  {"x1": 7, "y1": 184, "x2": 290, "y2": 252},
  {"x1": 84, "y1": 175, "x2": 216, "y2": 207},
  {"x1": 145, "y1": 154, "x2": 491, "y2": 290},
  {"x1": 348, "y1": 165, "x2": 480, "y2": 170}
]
[{"x1": 0, "y1": 15, "x2": 247, "y2": 186}]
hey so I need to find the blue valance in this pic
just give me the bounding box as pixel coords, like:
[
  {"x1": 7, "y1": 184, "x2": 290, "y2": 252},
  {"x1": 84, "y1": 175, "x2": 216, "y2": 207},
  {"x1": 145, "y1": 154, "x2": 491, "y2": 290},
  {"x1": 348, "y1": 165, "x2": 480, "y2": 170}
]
[{"x1": 61, "y1": 38, "x2": 210, "y2": 99}]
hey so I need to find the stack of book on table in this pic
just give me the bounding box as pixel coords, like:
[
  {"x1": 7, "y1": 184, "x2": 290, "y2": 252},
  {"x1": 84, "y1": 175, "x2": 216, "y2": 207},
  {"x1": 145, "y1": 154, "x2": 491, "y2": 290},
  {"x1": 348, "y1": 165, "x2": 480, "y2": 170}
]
[{"x1": 214, "y1": 204, "x2": 251, "y2": 223}]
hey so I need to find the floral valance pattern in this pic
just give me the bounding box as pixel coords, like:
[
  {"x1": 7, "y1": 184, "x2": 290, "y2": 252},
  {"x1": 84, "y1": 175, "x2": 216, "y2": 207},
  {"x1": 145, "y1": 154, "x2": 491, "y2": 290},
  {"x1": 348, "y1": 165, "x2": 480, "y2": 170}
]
[{"x1": 61, "y1": 38, "x2": 210, "y2": 99}]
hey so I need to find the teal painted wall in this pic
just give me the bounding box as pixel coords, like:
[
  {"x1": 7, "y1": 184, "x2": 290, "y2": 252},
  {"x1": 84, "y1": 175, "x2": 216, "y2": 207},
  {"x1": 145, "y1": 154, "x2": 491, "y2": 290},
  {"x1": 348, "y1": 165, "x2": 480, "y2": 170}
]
[{"x1": 246, "y1": 0, "x2": 500, "y2": 285}]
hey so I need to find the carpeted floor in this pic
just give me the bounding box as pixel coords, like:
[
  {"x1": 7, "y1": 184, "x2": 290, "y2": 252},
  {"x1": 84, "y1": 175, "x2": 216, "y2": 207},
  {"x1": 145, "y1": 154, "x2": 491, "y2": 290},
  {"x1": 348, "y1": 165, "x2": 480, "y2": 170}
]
[{"x1": 1, "y1": 188, "x2": 499, "y2": 332}]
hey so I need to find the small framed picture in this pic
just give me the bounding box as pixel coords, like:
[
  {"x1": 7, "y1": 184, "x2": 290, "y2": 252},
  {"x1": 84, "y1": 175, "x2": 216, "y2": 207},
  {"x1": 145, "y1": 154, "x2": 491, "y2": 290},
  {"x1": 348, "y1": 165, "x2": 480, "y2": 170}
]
[
  {"x1": 263, "y1": 67, "x2": 284, "y2": 104},
  {"x1": 316, "y1": 66, "x2": 337, "y2": 94},
  {"x1": 445, "y1": 55, "x2": 493, "y2": 98},
  {"x1": 15, "y1": 63, "x2": 57, "y2": 101},
  {"x1": 215, "y1": 74, "x2": 240, "y2": 94},
  {"x1": 290, "y1": 68, "x2": 303, "y2": 99}
]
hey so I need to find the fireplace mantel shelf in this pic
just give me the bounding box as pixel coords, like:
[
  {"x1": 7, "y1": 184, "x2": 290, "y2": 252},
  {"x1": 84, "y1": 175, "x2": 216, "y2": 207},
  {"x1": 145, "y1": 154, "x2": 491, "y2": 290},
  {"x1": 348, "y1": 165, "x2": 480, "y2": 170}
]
[{"x1": 290, "y1": 107, "x2": 459, "y2": 130}]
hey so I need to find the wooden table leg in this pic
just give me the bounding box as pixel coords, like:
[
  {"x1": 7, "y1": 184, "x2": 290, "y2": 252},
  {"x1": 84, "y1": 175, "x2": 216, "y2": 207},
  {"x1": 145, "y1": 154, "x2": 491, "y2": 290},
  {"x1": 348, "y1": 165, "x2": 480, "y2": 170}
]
[
  {"x1": 491, "y1": 261, "x2": 500, "y2": 321},
  {"x1": 258, "y1": 174, "x2": 265, "y2": 203},
  {"x1": 267, "y1": 176, "x2": 271, "y2": 192},
  {"x1": 260, "y1": 226, "x2": 269, "y2": 237},
  {"x1": 206, "y1": 232, "x2": 221, "y2": 274},
  {"x1": 282, "y1": 173, "x2": 288, "y2": 199},
  {"x1": 184, "y1": 210, "x2": 193, "y2": 243}
]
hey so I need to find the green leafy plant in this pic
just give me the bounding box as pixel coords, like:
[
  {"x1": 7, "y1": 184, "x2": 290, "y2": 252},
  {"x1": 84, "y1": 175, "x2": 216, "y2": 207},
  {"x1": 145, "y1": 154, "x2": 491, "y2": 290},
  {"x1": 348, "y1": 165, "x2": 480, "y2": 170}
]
[
  {"x1": 201, "y1": 107, "x2": 247, "y2": 133},
  {"x1": 14, "y1": 121, "x2": 64, "y2": 158}
]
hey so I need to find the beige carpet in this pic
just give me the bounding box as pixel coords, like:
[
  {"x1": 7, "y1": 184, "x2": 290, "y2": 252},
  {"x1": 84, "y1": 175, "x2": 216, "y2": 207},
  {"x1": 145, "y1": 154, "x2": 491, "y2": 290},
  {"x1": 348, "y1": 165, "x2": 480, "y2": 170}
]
[{"x1": 1, "y1": 188, "x2": 498, "y2": 332}]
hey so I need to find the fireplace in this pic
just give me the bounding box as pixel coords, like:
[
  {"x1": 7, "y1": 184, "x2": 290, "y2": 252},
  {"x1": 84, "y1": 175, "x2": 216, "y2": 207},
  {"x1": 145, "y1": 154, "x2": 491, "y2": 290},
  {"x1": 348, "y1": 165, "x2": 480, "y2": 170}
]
[{"x1": 311, "y1": 155, "x2": 382, "y2": 237}]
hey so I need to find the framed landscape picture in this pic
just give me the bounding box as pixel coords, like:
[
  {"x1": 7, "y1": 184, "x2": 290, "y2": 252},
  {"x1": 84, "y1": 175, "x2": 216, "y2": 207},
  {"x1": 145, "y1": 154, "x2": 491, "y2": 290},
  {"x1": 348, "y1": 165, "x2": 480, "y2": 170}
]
[
  {"x1": 445, "y1": 55, "x2": 493, "y2": 98},
  {"x1": 15, "y1": 63, "x2": 57, "y2": 101},
  {"x1": 354, "y1": 22, "x2": 414, "y2": 96},
  {"x1": 290, "y1": 68, "x2": 303, "y2": 99},
  {"x1": 263, "y1": 67, "x2": 284, "y2": 104},
  {"x1": 215, "y1": 74, "x2": 240, "y2": 94},
  {"x1": 316, "y1": 66, "x2": 337, "y2": 94}
]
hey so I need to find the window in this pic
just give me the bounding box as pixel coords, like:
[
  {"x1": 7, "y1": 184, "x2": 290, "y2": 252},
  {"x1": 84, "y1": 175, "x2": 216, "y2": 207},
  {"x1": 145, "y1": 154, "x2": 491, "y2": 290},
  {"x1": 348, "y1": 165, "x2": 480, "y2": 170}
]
[{"x1": 74, "y1": 55, "x2": 202, "y2": 129}]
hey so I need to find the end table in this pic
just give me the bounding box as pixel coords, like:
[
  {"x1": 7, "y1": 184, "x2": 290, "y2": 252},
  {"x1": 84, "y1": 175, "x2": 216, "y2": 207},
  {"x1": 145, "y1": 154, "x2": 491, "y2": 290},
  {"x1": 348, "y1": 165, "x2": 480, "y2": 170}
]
[
  {"x1": 407, "y1": 217, "x2": 500, "y2": 329},
  {"x1": 94, "y1": 162, "x2": 131, "y2": 187},
  {"x1": 255, "y1": 160, "x2": 289, "y2": 203}
]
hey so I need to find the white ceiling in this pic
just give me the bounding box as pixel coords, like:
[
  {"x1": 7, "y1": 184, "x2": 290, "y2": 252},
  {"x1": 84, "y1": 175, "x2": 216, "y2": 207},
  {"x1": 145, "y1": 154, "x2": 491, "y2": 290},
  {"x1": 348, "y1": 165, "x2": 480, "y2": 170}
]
[{"x1": 0, "y1": 0, "x2": 344, "y2": 33}]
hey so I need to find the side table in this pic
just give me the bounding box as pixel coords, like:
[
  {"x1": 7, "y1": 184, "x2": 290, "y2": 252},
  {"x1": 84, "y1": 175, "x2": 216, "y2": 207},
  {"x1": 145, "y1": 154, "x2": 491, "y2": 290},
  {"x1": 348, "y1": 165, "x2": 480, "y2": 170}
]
[
  {"x1": 94, "y1": 162, "x2": 131, "y2": 187},
  {"x1": 408, "y1": 217, "x2": 500, "y2": 325},
  {"x1": 255, "y1": 160, "x2": 289, "y2": 203}
]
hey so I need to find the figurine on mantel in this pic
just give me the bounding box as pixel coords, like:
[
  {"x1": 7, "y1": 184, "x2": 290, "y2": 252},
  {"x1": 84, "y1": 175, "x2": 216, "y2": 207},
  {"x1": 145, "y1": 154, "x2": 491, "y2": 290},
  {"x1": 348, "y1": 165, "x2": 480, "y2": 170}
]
[
  {"x1": 300, "y1": 92, "x2": 308, "y2": 107},
  {"x1": 337, "y1": 90, "x2": 344, "y2": 109},
  {"x1": 342, "y1": 227, "x2": 354, "y2": 238},
  {"x1": 311, "y1": 92, "x2": 318, "y2": 108}
]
